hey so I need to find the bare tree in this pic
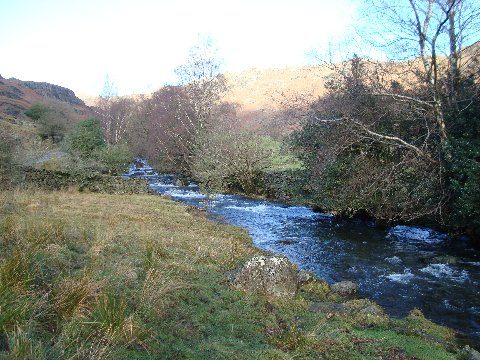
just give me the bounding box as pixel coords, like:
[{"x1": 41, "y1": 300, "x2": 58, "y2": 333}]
[
  {"x1": 290, "y1": 0, "x2": 480, "y2": 222},
  {"x1": 145, "y1": 86, "x2": 194, "y2": 171},
  {"x1": 363, "y1": 0, "x2": 480, "y2": 144},
  {"x1": 147, "y1": 36, "x2": 227, "y2": 174},
  {"x1": 95, "y1": 75, "x2": 138, "y2": 145},
  {"x1": 302, "y1": 0, "x2": 480, "y2": 168},
  {"x1": 174, "y1": 36, "x2": 227, "y2": 132}
]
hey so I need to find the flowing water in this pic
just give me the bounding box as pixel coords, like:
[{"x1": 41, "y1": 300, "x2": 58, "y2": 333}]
[{"x1": 125, "y1": 159, "x2": 480, "y2": 347}]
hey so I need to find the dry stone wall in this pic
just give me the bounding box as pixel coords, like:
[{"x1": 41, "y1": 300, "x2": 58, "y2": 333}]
[{"x1": 21, "y1": 167, "x2": 151, "y2": 194}]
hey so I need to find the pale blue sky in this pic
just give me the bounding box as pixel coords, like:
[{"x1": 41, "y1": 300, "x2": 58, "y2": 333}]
[{"x1": 1, "y1": 0, "x2": 361, "y2": 95}]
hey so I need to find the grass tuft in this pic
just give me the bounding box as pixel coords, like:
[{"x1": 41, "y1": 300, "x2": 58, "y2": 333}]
[
  {"x1": 53, "y1": 272, "x2": 100, "y2": 321},
  {"x1": 5, "y1": 325, "x2": 46, "y2": 359}
]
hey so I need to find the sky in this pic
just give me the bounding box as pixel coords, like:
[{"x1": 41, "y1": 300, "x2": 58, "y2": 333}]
[{"x1": 0, "y1": 0, "x2": 361, "y2": 96}]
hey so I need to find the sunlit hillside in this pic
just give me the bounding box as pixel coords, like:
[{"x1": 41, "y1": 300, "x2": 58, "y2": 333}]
[
  {"x1": 222, "y1": 65, "x2": 334, "y2": 111},
  {"x1": 0, "y1": 76, "x2": 93, "y2": 121}
]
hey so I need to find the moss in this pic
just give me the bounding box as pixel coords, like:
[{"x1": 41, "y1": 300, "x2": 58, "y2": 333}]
[
  {"x1": 299, "y1": 278, "x2": 341, "y2": 302},
  {"x1": 398, "y1": 308, "x2": 457, "y2": 344}
]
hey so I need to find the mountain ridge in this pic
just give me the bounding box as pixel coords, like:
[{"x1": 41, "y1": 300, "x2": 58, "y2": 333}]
[{"x1": 0, "y1": 76, "x2": 92, "y2": 121}]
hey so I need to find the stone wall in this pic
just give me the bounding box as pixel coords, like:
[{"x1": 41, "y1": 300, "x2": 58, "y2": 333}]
[{"x1": 20, "y1": 167, "x2": 152, "y2": 194}]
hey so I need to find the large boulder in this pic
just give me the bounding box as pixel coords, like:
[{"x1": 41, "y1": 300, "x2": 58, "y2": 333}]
[
  {"x1": 298, "y1": 271, "x2": 315, "y2": 284},
  {"x1": 226, "y1": 256, "x2": 299, "y2": 297},
  {"x1": 331, "y1": 280, "x2": 358, "y2": 297}
]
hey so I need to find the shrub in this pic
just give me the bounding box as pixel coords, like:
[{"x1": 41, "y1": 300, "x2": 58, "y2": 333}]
[
  {"x1": 25, "y1": 103, "x2": 66, "y2": 143},
  {"x1": 446, "y1": 138, "x2": 480, "y2": 239},
  {"x1": 93, "y1": 144, "x2": 133, "y2": 175},
  {"x1": 192, "y1": 129, "x2": 271, "y2": 195},
  {"x1": 37, "y1": 111, "x2": 66, "y2": 143},
  {"x1": 24, "y1": 103, "x2": 50, "y2": 121},
  {"x1": 65, "y1": 118, "x2": 105, "y2": 159}
]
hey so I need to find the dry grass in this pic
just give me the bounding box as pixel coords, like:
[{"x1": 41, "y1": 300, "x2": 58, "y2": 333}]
[{"x1": 0, "y1": 189, "x2": 259, "y2": 358}]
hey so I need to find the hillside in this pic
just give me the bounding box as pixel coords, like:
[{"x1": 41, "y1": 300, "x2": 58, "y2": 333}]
[
  {"x1": 223, "y1": 65, "x2": 333, "y2": 112},
  {"x1": 0, "y1": 74, "x2": 93, "y2": 121},
  {"x1": 0, "y1": 75, "x2": 95, "y2": 166}
]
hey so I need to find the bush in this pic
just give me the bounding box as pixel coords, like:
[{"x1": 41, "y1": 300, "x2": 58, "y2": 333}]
[
  {"x1": 446, "y1": 139, "x2": 480, "y2": 239},
  {"x1": 65, "y1": 118, "x2": 105, "y2": 159},
  {"x1": 37, "y1": 111, "x2": 66, "y2": 143},
  {"x1": 25, "y1": 103, "x2": 66, "y2": 143},
  {"x1": 24, "y1": 103, "x2": 50, "y2": 121},
  {"x1": 192, "y1": 129, "x2": 271, "y2": 195},
  {"x1": 93, "y1": 144, "x2": 133, "y2": 175},
  {"x1": 443, "y1": 79, "x2": 480, "y2": 239}
]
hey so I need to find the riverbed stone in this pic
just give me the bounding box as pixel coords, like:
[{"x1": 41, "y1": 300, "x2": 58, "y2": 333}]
[
  {"x1": 225, "y1": 255, "x2": 299, "y2": 297},
  {"x1": 431, "y1": 255, "x2": 459, "y2": 264},
  {"x1": 277, "y1": 239, "x2": 296, "y2": 245},
  {"x1": 331, "y1": 280, "x2": 358, "y2": 297},
  {"x1": 298, "y1": 270, "x2": 315, "y2": 284}
]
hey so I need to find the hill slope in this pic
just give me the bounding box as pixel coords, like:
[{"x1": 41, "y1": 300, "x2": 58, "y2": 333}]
[
  {"x1": 223, "y1": 65, "x2": 333, "y2": 112},
  {"x1": 0, "y1": 74, "x2": 93, "y2": 121},
  {"x1": 0, "y1": 75, "x2": 95, "y2": 166}
]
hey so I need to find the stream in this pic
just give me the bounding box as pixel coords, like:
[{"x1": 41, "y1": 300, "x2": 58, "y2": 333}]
[{"x1": 125, "y1": 159, "x2": 480, "y2": 348}]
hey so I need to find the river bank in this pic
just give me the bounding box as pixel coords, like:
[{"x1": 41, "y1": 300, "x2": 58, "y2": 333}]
[
  {"x1": 126, "y1": 159, "x2": 480, "y2": 352},
  {"x1": 1, "y1": 188, "x2": 473, "y2": 359}
]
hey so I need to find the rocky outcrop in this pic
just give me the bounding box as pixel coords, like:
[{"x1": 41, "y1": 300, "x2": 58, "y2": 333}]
[
  {"x1": 0, "y1": 77, "x2": 93, "y2": 121},
  {"x1": 226, "y1": 256, "x2": 300, "y2": 297},
  {"x1": 22, "y1": 81, "x2": 85, "y2": 106},
  {"x1": 0, "y1": 86, "x2": 24, "y2": 100},
  {"x1": 465, "y1": 346, "x2": 480, "y2": 360},
  {"x1": 2, "y1": 104, "x2": 24, "y2": 117}
]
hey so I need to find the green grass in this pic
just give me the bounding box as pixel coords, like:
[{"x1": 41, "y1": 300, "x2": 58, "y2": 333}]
[
  {"x1": 261, "y1": 136, "x2": 304, "y2": 172},
  {"x1": 0, "y1": 189, "x2": 464, "y2": 359}
]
